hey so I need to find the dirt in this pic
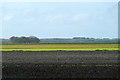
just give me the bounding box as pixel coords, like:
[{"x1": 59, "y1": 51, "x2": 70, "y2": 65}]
[{"x1": 2, "y1": 51, "x2": 119, "y2": 79}]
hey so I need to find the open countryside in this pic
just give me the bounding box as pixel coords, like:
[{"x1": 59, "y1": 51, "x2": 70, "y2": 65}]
[
  {"x1": 1, "y1": 43, "x2": 119, "y2": 51},
  {"x1": 1, "y1": 2, "x2": 119, "y2": 79}
]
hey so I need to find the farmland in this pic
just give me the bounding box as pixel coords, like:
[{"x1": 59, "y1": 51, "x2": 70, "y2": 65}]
[
  {"x1": 1, "y1": 43, "x2": 119, "y2": 78},
  {"x1": 1, "y1": 1, "x2": 119, "y2": 79},
  {"x1": 2, "y1": 51, "x2": 119, "y2": 78},
  {"x1": 0, "y1": 43, "x2": 119, "y2": 51}
]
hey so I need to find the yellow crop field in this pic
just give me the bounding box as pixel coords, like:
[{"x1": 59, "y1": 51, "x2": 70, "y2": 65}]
[{"x1": 1, "y1": 44, "x2": 118, "y2": 49}]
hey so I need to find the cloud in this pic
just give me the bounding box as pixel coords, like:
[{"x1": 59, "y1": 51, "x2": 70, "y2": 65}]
[
  {"x1": 4, "y1": 14, "x2": 13, "y2": 21},
  {"x1": 22, "y1": 9, "x2": 33, "y2": 15},
  {"x1": 72, "y1": 13, "x2": 89, "y2": 21},
  {"x1": 45, "y1": 15, "x2": 64, "y2": 23},
  {"x1": 43, "y1": 13, "x2": 90, "y2": 25},
  {"x1": 0, "y1": 4, "x2": 2, "y2": 16}
]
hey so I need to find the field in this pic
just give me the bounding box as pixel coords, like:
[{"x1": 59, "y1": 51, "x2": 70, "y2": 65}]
[
  {"x1": 1, "y1": 43, "x2": 119, "y2": 79},
  {"x1": 0, "y1": 43, "x2": 119, "y2": 51},
  {"x1": 2, "y1": 51, "x2": 119, "y2": 78}
]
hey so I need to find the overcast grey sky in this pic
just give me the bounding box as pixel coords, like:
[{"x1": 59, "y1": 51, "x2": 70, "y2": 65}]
[{"x1": 0, "y1": 2, "x2": 118, "y2": 39}]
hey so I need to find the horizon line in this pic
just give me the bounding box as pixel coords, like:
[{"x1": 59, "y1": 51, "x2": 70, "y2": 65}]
[{"x1": 0, "y1": 37, "x2": 119, "y2": 39}]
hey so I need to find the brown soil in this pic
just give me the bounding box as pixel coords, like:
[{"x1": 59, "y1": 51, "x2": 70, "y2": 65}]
[{"x1": 2, "y1": 51, "x2": 119, "y2": 79}]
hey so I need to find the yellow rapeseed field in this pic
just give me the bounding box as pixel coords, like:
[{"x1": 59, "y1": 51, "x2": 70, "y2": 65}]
[{"x1": 1, "y1": 44, "x2": 118, "y2": 49}]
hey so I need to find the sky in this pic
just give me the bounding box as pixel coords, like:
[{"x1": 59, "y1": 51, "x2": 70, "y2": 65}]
[
  {"x1": 0, "y1": 0, "x2": 119, "y2": 2},
  {"x1": 0, "y1": 1, "x2": 118, "y2": 39}
]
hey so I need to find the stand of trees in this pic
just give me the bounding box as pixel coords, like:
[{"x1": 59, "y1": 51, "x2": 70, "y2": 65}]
[{"x1": 10, "y1": 36, "x2": 40, "y2": 43}]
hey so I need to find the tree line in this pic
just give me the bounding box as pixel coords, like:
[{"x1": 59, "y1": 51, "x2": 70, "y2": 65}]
[
  {"x1": 10, "y1": 36, "x2": 40, "y2": 43},
  {"x1": 8, "y1": 36, "x2": 119, "y2": 44}
]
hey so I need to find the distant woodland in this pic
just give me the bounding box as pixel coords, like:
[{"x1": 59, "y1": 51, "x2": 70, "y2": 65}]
[{"x1": 0, "y1": 36, "x2": 119, "y2": 44}]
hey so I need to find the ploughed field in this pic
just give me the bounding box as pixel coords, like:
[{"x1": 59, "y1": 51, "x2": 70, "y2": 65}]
[{"x1": 2, "y1": 51, "x2": 119, "y2": 78}]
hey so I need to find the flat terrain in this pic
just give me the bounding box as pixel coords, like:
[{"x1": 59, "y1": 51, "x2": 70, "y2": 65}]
[
  {"x1": 0, "y1": 52, "x2": 2, "y2": 80},
  {"x1": 2, "y1": 51, "x2": 119, "y2": 78},
  {"x1": 1, "y1": 44, "x2": 119, "y2": 51},
  {"x1": 2, "y1": 44, "x2": 118, "y2": 49}
]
